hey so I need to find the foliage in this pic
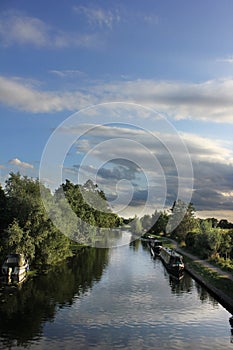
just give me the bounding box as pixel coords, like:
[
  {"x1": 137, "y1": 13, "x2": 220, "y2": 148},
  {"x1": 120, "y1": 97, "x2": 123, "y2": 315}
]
[
  {"x1": 1, "y1": 173, "x2": 233, "y2": 269},
  {"x1": 140, "y1": 214, "x2": 151, "y2": 231},
  {"x1": 185, "y1": 224, "x2": 233, "y2": 260},
  {"x1": 0, "y1": 173, "x2": 120, "y2": 268},
  {"x1": 169, "y1": 200, "x2": 197, "y2": 242},
  {"x1": 130, "y1": 216, "x2": 142, "y2": 234},
  {"x1": 149, "y1": 210, "x2": 169, "y2": 235}
]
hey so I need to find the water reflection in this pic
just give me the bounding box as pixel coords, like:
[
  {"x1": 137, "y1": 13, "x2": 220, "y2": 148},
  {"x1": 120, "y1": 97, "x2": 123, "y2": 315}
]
[
  {"x1": 0, "y1": 239, "x2": 232, "y2": 350},
  {"x1": 0, "y1": 248, "x2": 109, "y2": 348}
]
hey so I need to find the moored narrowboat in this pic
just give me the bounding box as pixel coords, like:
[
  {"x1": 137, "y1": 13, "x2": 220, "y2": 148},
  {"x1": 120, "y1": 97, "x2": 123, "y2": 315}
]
[
  {"x1": 160, "y1": 247, "x2": 184, "y2": 275},
  {"x1": 149, "y1": 240, "x2": 163, "y2": 257},
  {"x1": 2, "y1": 254, "x2": 29, "y2": 282}
]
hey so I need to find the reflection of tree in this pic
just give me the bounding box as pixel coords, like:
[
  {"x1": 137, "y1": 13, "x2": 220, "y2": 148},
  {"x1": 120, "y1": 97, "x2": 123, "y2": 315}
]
[
  {"x1": 0, "y1": 248, "x2": 109, "y2": 348},
  {"x1": 195, "y1": 282, "x2": 219, "y2": 307},
  {"x1": 129, "y1": 239, "x2": 140, "y2": 251}
]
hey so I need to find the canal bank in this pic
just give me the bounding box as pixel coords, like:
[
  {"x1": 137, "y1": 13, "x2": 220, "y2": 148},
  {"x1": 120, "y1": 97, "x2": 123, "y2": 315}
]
[{"x1": 169, "y1": 239, "x2": 233, "y2": 315}]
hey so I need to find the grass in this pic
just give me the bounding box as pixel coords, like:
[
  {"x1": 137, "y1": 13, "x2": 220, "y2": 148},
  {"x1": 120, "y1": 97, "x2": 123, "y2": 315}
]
[{"x1": 184, "y1": 255, "x2": 233, "y2": 299}]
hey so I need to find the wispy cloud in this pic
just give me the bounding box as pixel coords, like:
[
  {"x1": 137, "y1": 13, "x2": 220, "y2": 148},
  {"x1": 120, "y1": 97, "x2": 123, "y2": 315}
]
[
  {"x1": 73, "y1": 5, "x2": 120, "y2": 29},
  {"x1": 0, "y1": 11, "x2": 100, "y2": 49},
  {"x1": 9, "y1": 158, "x2": 34, "y2": 169},
  {"x1": 217, "y1": 56, "x2": 233, "y2": 63},
  {"x1": 0, "y1": 11, "x2": 48, "y2": 47},
  {"x1": 49, "y1": 69, "x2": 87, "y2": 78}
]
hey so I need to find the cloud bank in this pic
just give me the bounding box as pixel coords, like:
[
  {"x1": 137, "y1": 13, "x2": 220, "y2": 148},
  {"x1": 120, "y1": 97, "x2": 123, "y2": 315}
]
[{"x1": 1, "y1": 75, "x2": 233, "y2": 123}]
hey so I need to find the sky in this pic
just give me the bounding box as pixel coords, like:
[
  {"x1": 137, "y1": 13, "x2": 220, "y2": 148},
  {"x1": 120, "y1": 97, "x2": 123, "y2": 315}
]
[{"x1": 0, "y1": 0, "x2": 233, "y2": 220}]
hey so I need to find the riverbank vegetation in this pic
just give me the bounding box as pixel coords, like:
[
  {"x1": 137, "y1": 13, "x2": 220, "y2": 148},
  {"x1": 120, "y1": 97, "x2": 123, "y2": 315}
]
[
  {"x1": 0, "y1": 172, "x2": 121, "y2": 269},
  {"x1": 140, "y1": 199, "x2": 233, "y2": 274}
]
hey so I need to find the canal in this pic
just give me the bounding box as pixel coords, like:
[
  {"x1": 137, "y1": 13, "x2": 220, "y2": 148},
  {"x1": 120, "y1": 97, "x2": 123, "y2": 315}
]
[{"x1": 0, "y1": 233, "x2": 232, "y2": 349}]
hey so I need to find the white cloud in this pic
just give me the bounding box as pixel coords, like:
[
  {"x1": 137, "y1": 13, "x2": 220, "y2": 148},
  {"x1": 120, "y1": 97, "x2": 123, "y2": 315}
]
[
  {"x1": 70, "y1": 124, "x2": 233, "y2": 166},
  {"x1": 9, "y1": 158, "x2": 34, "y2": 169},
  {"x1": 49, "y1": 70, "x2": 86, "y2": 78},
  {"x1": 0, "y1": 11, "x2": 100, "y2": 49},
  {"x1": 61, "y1": 124, "x2": 233, "y2": 213},
  {"x1": 180, "y1": 132, "x2": 233, "y2": 164},
  {"x1": 0, "y1": 76, "x2": 97, "y2": 112},
  {"x1": 0, "y1": 12, "x2": 48, "y2": 47},
  {"x1": 1, "y1": 74, "x2": 233, "y2": 123},
  {"x1": 96, "y1": 78, "x2": 233, "y2": 124},
  {"x1": 73, "y1": 5, "x2": 120, "y2": 29},
  {"x1": 217, "y1": 57, "x2": 233, "y2": 64}
]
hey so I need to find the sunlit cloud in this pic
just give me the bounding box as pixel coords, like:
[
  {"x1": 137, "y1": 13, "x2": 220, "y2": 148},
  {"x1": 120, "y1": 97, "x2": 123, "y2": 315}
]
[
  {"x1": 8, "y1": 158, "x2": 34, "y2": 169},
  {"x1": 0, "y1": 76, "x2": 97, "y2": 112},
  {"x1": 1, "y1": 75, "x2": 233, "y2": 124}
]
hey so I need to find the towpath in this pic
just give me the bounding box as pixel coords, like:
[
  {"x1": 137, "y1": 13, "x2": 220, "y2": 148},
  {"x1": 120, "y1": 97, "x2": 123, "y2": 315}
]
[{"x1": 169, "y1": 238, "x2": 233, "y2": 282}]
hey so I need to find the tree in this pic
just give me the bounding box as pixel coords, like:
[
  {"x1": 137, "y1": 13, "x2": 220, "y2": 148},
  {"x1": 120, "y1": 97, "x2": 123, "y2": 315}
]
[
  {"x1": 141, "y1": 214, "x2": 152, "y2": 231},
  {"x1": 217, "y1": 219, "x2": 233, "y2": 229},
  {"x1": 219, "y1": 232, "x2": 232, "y2": 259},
  {"x1": 130, "y1": 216, "x2": 142, "y2": 235},
  {"x1": 169, "y1": 200, "x2": 197, "y2": 242},
  {"x1": 150, "y1": 210, "x2": 169, "y2": 235},
  {"x1": 0, "y1": 184, "x2": 9, "y2": 230}
]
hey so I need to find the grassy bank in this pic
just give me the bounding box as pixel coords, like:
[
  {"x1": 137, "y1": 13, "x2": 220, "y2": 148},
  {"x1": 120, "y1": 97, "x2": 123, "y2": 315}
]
[
  {"x1": 184, "y1": 256, "x2": 233, "y2": 313},
  {"x1": 184, "y1": 256, "x2": 233, "y2": 296}
]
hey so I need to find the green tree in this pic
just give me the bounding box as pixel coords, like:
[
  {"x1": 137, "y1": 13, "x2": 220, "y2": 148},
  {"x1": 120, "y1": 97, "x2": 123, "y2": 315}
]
[
  {"x1": 150, "y1": 210, "x2": 169, "y2": 235},
  {"x1": 169, "y1": 200, "x2": 197, "y2": 242}
]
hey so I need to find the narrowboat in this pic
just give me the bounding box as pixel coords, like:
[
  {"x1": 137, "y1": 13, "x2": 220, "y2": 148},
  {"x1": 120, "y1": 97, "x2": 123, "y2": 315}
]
[
  {"x1": 2, "y1": 254, "x2": 29, "y2": 282},
  {"x1": 141, "y1": 234, "x2": 157, "y2": 242},
  {"x1": 149, "y1": 240, "x2": 163, "y2": 257},
  {"x1": 160, "y1": 247, "x2": 184, "y2": 275}
]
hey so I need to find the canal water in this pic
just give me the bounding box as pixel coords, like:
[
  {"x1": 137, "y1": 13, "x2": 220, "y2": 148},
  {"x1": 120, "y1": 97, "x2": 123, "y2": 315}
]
[{"x1": 0, "y1": 233, "x2": 232, "y2": 349}]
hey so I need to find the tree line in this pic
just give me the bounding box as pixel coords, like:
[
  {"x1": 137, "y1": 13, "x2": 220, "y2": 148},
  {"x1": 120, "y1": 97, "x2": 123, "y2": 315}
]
[
  {"x1": 0, "y1": 172, "x2": 121, "y2": 269},
  {"x1": 134, "y1": 199, "x2": 233, "y2": 267},
  {"x1": 1, "y1": 172, "x2": 232, "y2": 270}
]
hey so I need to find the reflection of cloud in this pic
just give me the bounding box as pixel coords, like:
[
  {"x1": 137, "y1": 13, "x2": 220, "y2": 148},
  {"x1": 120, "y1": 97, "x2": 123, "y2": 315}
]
[{"x1": 9, "y1": 158, "x2": 33, "y2": 169}]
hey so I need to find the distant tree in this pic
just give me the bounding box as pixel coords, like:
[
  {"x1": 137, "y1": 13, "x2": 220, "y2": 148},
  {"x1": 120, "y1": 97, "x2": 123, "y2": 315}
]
[
  {"x1": 130, "y1": 216, "x2": 142, "y2": 235},
  {"x1": 217, "y1": 219, "x2": 233, "y2": 229},
  {"x1": 141, "y1": 214, "x2": 152, "y2": 231}
]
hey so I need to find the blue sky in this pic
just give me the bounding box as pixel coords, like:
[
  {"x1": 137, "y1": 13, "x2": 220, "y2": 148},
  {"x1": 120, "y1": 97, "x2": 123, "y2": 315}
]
[{"x1": 0, "y1": 0, "x2": 233, "y2": 220}]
